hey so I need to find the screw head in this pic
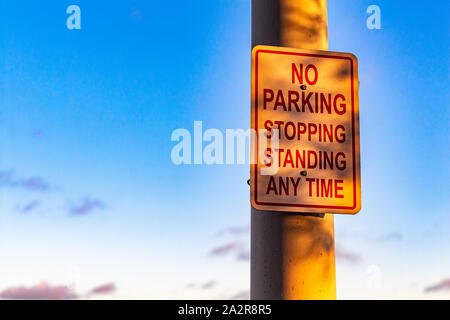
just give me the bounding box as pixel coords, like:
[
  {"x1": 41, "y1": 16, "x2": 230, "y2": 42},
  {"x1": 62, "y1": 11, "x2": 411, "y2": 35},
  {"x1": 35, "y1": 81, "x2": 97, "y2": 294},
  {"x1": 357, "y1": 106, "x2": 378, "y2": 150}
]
[
  {"x1": 247, "y1": 179, "x2": 251, "y2": 186},
  {"x1": 300, "y1": 170, "x2": 307, "y2": 176},
  {"x1": 300, "y1": 84, "x2": 307, "y2": 90}
]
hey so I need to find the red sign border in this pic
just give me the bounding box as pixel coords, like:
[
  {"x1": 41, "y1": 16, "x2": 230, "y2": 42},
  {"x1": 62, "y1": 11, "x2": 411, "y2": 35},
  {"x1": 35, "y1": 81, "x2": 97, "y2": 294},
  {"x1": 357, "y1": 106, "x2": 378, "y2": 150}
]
[{"x1": 253, "y1": 48, "x2": 357, "y2": 211}]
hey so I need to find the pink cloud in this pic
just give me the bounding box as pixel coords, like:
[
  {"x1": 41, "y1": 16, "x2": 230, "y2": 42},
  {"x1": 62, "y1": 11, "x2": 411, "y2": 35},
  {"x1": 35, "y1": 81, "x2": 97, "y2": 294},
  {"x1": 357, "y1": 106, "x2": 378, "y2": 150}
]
[
  {"x1": 18, "y1": 177, "x2": 50, "y2": 191},
  {"x1": 88, "y1": 283, "x2": 116, "y2": 295},
  {"x1": 0, "y1": 282, "x2": 118, "y2": 300},
  {"x1": 209, "y1": 242, "x2": 241, "y2": 256},
  {"x1": 209, "y1": 241, "x2": 250, "y2": 262},
  {"x1": 70, "y1": 198, "x2": 104, "y2": 216},
  {"x1": 0, "y1": 171, "x2": 50, "y2": 191},
  {"x1": 0, "y1": 282, "x2": 77, "y2": 300},
  {"x1": 425, "y1": 279, "x2": 450, "y2": 293},
  {"x1": 335, "y1": 245, "x2": 362, "y2": 264}
]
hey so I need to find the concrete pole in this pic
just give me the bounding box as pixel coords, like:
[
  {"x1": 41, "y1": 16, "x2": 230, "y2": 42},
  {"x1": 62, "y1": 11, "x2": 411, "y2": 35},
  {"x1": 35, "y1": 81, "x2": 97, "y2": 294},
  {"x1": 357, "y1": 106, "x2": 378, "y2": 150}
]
[{"x1": 251, "y1": 0, "x2": 336, "y2": 300}]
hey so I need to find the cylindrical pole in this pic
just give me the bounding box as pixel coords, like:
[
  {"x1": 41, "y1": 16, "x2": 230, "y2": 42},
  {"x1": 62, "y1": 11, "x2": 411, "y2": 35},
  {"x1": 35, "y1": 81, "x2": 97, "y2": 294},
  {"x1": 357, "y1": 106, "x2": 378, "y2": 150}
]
[{"x1": 250, "y1": 0, "x2": 336, "y2": 300}]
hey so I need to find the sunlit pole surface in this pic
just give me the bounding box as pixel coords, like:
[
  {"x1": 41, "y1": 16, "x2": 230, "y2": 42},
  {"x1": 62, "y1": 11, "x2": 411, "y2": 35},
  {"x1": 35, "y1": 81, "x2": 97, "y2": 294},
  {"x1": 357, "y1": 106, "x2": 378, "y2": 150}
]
[{"x1": 251, "y1": 0, "x2": 336, "y2": 300}]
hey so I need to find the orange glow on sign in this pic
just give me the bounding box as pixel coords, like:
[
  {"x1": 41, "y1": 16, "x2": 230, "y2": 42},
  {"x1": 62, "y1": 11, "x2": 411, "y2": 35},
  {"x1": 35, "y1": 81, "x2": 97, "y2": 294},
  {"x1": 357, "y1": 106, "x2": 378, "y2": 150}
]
[{"x1": 251, "y1": 45, "x2": 361, "y2": 214}]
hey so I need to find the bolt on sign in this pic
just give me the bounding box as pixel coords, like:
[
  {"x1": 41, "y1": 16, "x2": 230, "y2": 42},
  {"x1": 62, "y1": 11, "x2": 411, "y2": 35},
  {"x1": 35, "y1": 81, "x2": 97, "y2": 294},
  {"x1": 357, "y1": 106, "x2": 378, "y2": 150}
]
[{"x1": 250, "y1": 45, "x2": 361, "y2": 214}]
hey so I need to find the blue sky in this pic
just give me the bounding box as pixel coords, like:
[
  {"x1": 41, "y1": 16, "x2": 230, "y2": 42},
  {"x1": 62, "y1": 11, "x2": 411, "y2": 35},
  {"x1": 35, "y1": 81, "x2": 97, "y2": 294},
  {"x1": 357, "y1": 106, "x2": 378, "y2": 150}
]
[{"x1": 0, "y1": 0, "x2": 449, "y2": 299}]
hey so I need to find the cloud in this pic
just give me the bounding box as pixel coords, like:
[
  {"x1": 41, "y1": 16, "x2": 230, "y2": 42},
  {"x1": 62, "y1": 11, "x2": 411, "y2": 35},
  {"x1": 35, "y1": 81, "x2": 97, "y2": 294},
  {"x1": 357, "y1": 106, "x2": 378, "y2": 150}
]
[
  {"x1": 209, "y1": 241, "x2": 250, "y2": 262},
  {"x1": 0, "y1": 282, "x2": 77, "y2": 300},
  {"x1": 88, "y1": 283, "x2": 116, "y2": 295},
  {"x1": 201, "y1": 281, "x2": 216, "y2": 290},
  {"x1": 0, "y1": 170, "x2": 50, "y2": 191},
  {"x1": 18, "y1": 177, "x2": 50, "y2": 191},
  {"x1": 70, "y1": 198, "x2": 104, "y2": 216},
  {"x1": 335, "y1": 245, "x2": 362, "y2": 264},
  {"x1": 209, "y1": 242, "x2": 241, "y2": 256},
  {"x1": 0, "y1": 282, "x2": 117, "y2": 300},
  {"x1": 185, "y1": 283, "x2": 195, "y2": 289},
  {"x1": 424, "y1": 279, "x2": 450, "y2": 293},
  {"x1": 17, "y1": 200, "x2": 40, "y2": 214},
  {"x1": 213, "y1": 224, "x2": 250, "y2": 261},
  {"x1": 229, "y1": 290, "x2": 250, "y2": 300}
]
